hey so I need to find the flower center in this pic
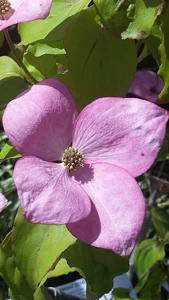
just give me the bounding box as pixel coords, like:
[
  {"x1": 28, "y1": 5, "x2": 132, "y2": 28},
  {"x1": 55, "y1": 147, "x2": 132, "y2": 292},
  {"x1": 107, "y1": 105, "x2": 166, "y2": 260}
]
[
  {"x1": 0, "y1": 0, "x2": 11, "y2": 15},
  {"x1": 62, "y1": 147, "x2": 84, "y2": 171}
]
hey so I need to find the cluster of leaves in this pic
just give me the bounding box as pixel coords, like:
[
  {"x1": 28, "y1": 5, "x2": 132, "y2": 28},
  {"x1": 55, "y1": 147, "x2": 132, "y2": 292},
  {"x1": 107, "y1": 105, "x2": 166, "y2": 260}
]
[
  {"x1": 0, "y1": 209, "x2": 129, "y2": 299},
  {"x1": 0, "y1": 132, "x2": 18, "y2": 242},
  {"x1": 0, "y1": 0, "x2": 169, "y2": 299},
  {"x1": 130, "y1": 163, "x2": 169, "y2": 300}
]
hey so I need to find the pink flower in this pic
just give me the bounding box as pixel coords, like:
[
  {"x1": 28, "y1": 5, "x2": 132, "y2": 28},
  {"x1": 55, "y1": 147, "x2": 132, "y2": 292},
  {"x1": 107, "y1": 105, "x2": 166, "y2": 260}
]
[
  {"x1": 128, "y1": 70, "x2": 163, "y2": 103},
  {"x1": 0, "y1": 0, "x2": 52, "y2": 31},
  {"x1": 0, "y1": 192, "x2": 7, "y2": 212},
  {"x1": 3, "y1": 79, "x2": 169, "y2": 256}
]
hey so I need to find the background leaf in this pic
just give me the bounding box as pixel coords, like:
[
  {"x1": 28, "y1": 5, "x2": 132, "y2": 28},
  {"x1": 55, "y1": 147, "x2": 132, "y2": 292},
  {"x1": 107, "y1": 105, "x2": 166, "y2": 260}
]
[
  {"x1": 137, "y1": 263, "x2": 166, "y2": 300},
  {"x1": 0, "y1": 57, "x2": 27, "y2": 107},
  {"x1": 134, "y1": 238, "x2": 165, "y2": 293},
  {"x1": 94, "y1": 0, "x2": 130, "y2": 34},
  {"x1": 159, "y1": 4, "x2": 169, "y2": 102},
  {"x1": 64, "y1": 10, "x2": 136, "y2": 107},
  {"x1": 151, "y1": 207, "x2": 169, "y2": 238},
  {"x1": 112, "y1": 288, "x2": 130, "y2": 300},
  {"x1": 121, "y1": 0, "x2": 163, "y2": 40},
  {"x1": 63, "y1": 240, "x2": 129, "y2": 297}
]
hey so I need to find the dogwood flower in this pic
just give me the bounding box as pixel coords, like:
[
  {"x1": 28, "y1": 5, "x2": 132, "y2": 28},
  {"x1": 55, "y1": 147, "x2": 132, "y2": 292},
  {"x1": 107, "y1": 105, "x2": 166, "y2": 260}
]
[
  {"x1": 0, "y1": 0, "x2": 52, "y2": 31},
  {"x1": 128, "y1": 70, "x2": 163, "y2": 102},
  {"x1": 0, "y1": 192, "x2": 7, "y2": 212},
  {"x1": 3, "y1": 79, "x2": 169, "y2": 256}
]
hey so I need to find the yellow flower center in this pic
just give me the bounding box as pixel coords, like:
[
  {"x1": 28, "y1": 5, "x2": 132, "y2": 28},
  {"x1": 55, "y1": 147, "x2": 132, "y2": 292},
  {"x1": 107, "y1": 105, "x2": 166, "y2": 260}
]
[
  {"x1": 0, "y1": 0, "x2": 11, "y2": 15},
  {"x1": 62, "y1": 147, "x2": 84, "y2": 171}
]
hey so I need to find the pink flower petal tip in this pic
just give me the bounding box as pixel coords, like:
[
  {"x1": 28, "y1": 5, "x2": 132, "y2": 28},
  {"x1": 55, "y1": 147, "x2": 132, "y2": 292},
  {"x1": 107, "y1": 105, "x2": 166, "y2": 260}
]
[{"x1": 0, "y1": 0, "x2": 52, "y2": 31}]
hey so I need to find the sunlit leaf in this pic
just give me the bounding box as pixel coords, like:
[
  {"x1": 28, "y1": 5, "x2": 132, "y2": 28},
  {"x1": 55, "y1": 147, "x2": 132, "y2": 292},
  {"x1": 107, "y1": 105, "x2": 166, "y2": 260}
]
[
  {"x1": 39, "y1": 258, "x2": 74, "y2": 287},
  {"x1": 121, "y1": 0, "x2": 163, "y2": 40},
  {"x1": 11, "y1": 211, "x2": 76, "y2": 290},
  {"x1": 0, "y1": 143, "x2": 20, "y2": 160},
  {"x1": 0, "y1": 57, "x2": 27, "y2": 106},
  {"x1": 0, "y1": 247, "x2": 33, "y2": 300},
  {"x1": 19, "y1": 0, "x2": 90, "y2": 45},
  {"x1": 23, "y1": 45, "x2": 61, "y2": 81}
]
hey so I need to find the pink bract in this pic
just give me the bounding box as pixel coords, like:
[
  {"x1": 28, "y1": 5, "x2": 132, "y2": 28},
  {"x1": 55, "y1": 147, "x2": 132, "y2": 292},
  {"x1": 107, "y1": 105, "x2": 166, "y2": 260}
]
[
  {"x1": 128, "y1": 70, "x2": 163, "y2": 103},
  {"x1": 0, "y1": 193, "x2": 7, "y2": 212},
  {"x1": 3, "y1": 79, "x2": 169, "y2": 256},
  {"x1": 0, "y1": 0, "x2": 52, "y2": 31}
]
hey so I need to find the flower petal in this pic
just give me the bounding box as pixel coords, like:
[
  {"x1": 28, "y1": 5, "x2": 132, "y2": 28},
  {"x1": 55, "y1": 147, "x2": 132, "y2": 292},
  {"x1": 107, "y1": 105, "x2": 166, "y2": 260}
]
[
  {"x1": 0, "y1": 193, "x2": 7, "y2": 213},
  {"x1": 0, "y1": 0, "x2": 52, "y2": 31},
  {"x1": 13, "y1": 156, "x2": 91, "y2": 224},
  {"x1": 67, "y1": 163, "x2": 145, "y2": 256},
  {"x1": 72, "y1": 98, "x2": 169, "y2": 177},
  {"x1": 128, "y1": 71, "x2": 163, "y2": 103},
  {"x1": 3, "y1": 79, "x2": 77, "y2": 161}
]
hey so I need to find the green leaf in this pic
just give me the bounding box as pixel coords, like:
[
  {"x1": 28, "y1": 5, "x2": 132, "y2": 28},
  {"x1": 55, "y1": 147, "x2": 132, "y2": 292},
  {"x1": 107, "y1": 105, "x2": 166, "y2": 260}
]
[
  {"x1": 113, "y1": 288, "x2": 130, "y2": 300},
  {"x1": 11, "y1": 211, "x2": 76, "y2": 290},
  {"x1": 0, "y1": 56, "x2": 28, "y2": 106},
  {"x1": 134, "y1": 239, "x2": 165, "y2": 280},
  {"x1": 134, "y1": 239, "x2": 165, "y2": 294},
  {"x1": 34, "y1": 286, "x2": 53, "y2": 300},
  {"x1": 39, "y1": 258, "x2": 74, "y2": 287},
  {"x1": 145, "y1": 24, "x2": 162, "y2": 65},
  {"x1": 63, "y1": 240, "x2": 129, "y2": 297},
  {"x1": 19, "y1": 0, "x2": 90, "y2": 45},
  {"x1": 30, "y1": 41, "x2": 66, "y2": 57},
  {"x1": 0, "y1": 247, "x2": 34, "y2": 300},
  {"x1": 0, "y1": 215, "x2": 74, "y2": 300},
  {"x1": 137, "y1": 264, "x2": 165, "y2": 300},
  {"x1": 159, "y1": 4, "x2": 169, "y2": 102},
  {"x1": 94, "y1": 0, "x2": 130, "y2": 34},
  {"x1": 23, "y1": 45, "x2": 61, "y2": 81},
  {"x1": 151, "y1": 207, "x2": 169, "y2": 238},
  {"x1": 0, "y1": 77, "x2": 27, "y2": 108},
  {"x1": 0, "y1": 56, "x2": 24, "y2": 80},
  {"x1": 121, "y1": 0, "x2": 163, "y2": 40},
  {"x1": 64, "y1": 10, "x2": 136, "y2": 107},
  {"x1": 0, "y1": 143, "x2": 21, "y2": 160}
]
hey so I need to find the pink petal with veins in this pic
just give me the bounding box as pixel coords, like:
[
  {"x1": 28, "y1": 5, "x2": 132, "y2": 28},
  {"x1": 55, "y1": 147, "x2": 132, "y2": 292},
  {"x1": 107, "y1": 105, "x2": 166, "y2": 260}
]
[
  {"x1": 68, "y1": 163, "x2": 145, "y2": 256},
  {"x1": 73, "y1": 97, "x2": 169, "y2": 177},
  {"x1": 14, "y1": 156, "x2": 91, "y2": 224},
  {"x1": 3, "y1": 79, "x2": 77, "y2": 161}
]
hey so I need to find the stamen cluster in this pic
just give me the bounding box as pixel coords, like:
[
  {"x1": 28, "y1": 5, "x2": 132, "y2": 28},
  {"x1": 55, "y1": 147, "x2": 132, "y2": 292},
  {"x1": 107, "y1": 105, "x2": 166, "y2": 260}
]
[
  {"x1": 0, "y1": 0, "x2": 11, "y2": 15},
  {"x1": 62, "y1": 147, "x2": 84, "y2": 171}
]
